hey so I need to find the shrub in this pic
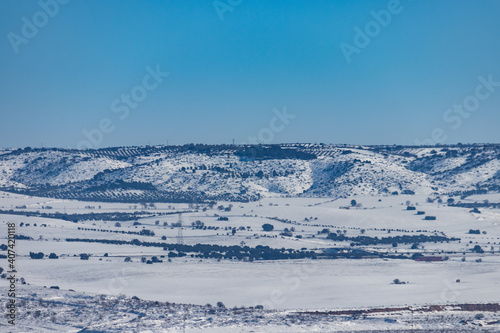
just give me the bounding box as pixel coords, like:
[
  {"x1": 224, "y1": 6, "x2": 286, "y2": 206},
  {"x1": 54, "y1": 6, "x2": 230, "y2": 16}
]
[
  {"x1": 29, "y1": 252, "x2": 44, "y2": 259},
  {"x1": 139, "y1": 229, "x2": 155, "y2": 236},
  {"x1": 151, "y1": 256, "x2": 162, "y2": 263},
  {"x1": 262, "y1": 223, "x2": 274, "y2": 232},
  {"x1": 473, "y1": 245, "x2": 484, "y2": 253}
]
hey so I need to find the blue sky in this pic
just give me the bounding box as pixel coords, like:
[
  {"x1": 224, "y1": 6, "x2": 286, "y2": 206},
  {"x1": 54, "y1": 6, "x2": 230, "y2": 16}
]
[{"x1": 1, "y1": 0, "x2": 499, "y2": 148}]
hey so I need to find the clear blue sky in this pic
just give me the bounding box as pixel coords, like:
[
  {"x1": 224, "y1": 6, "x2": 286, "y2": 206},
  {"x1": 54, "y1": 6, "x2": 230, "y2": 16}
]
[{"x1": 1, "y1": 0, "x2": 499, "y2": 148}]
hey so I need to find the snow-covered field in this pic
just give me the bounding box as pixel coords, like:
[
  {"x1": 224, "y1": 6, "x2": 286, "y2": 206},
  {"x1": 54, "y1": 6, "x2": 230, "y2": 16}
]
[
  {"x1": 1, "y1": 190, "x2": 500, "y2": 331},
  {"x1": 10, "y1": 255, "x2": 500, "y2": 310}
]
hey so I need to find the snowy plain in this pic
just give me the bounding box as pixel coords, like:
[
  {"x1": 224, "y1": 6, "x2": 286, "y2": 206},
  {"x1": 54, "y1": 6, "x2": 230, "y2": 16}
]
[{"x1": 1, "y1": 190, "x2": 500, "y2": 331}]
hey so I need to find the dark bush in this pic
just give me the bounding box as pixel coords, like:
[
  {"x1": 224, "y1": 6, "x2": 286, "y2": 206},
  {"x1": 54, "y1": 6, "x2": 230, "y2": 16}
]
[
  {"x1": 262, "y1": 223, "x2": 274, "y2": 231},
  {"x1": 29, "y1": 252, "x2": 44, "y2": 259}
]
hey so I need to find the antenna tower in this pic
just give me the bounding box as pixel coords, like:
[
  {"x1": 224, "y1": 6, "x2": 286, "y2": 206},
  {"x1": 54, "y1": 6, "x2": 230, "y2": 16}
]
[{"x1": 177, "y1": 213, "x2": 184, "y2": 245}]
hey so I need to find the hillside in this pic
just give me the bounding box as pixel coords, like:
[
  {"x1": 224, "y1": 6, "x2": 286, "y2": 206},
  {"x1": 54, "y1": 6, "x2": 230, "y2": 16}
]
[{"x1": 0, "y1": 144, "x2": 499, "y2": 203}]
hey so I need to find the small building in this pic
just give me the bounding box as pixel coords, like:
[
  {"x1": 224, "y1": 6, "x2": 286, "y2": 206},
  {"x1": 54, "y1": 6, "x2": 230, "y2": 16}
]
[
  {"x1": 424, "y1": 216, "x2": 436, "y2": 220},
  {"x1": 415, "y1": 256, "x2": 442, "y2": 262}
]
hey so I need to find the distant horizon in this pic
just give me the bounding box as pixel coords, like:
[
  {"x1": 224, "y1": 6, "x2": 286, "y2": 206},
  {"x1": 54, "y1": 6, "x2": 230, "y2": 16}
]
[{"x1": 3, "y1": 141, "x2": 500, "y2": 151}]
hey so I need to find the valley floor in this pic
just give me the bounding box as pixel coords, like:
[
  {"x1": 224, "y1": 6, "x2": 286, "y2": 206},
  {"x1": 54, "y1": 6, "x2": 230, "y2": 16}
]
[{"x1": 1, "y1": 191, "x2": 500, "y2": 330}]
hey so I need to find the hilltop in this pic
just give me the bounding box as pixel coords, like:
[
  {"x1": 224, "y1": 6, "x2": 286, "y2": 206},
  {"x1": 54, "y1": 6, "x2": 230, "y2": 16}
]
[{"x1": 0, "y1": 143, "x2": 499, "y2": 203}]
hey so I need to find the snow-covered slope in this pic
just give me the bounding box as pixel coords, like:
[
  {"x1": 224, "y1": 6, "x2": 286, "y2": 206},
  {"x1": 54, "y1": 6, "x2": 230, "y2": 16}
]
[{"x1": 0, "y1": 144, "x2": 499, "y2": 202}]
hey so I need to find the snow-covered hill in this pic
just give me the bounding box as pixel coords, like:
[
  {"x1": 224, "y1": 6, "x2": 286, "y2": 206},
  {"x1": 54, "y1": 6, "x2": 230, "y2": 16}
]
[{"x1": 0, "y1": 144, "x2": 499, "y2": 202}]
